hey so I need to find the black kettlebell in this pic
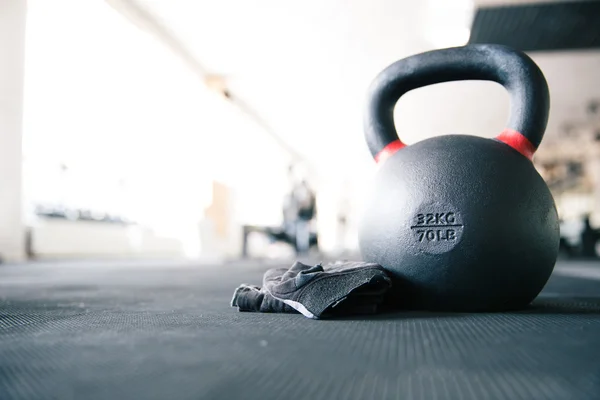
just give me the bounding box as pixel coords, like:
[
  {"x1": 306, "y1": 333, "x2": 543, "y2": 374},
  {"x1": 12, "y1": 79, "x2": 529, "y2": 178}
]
[{"x1": 358, "y1": 44, "x2": 560, "y2": 312}]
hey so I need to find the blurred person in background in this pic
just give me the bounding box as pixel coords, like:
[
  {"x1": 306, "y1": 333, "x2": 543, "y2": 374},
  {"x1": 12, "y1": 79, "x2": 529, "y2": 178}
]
[
  {"x1": 283, "y1": 165, "x2": 317, "y2": 255},
  {"x1": 580, "y1": 215, "x2": 599, "y2": 258}
]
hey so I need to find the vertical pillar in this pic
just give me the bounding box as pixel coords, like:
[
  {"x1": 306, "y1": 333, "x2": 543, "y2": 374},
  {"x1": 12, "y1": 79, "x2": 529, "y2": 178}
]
[{"x1": 0, "y1": 0, "x2": 27, "y2": 262}]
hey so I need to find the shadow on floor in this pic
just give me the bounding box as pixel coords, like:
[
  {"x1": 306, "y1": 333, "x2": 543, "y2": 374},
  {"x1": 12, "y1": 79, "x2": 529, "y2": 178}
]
[{"x1": 330, "y1": 296, "x2": 600, "y2": 321}]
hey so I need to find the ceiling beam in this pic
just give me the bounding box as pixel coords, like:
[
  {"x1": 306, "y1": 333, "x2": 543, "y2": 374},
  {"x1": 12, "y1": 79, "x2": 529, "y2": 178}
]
[{"x1": 104, "y1": 0, "x2": 307, "y2": 168}]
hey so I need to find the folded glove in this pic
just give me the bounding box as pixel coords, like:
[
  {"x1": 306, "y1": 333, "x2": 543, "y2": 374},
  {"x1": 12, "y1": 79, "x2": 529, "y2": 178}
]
[{"x1": 231, "y1": 261, "x2": 393, "y2": 319}]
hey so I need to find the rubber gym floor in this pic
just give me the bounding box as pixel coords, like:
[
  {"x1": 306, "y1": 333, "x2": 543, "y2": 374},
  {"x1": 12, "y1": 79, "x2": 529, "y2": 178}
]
[{"x1": 1, "y1": 258, "x2": 600, "y2": 400}]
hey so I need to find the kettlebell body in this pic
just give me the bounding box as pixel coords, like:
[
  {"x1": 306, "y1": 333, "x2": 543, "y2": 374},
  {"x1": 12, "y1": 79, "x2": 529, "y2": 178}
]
[{"x1": 359, "y1": 45, "x2": 560, "y2": 311}]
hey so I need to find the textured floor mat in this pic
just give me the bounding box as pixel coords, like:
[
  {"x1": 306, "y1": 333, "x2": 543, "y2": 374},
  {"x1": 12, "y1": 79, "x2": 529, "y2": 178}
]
[{"x1": 1, "y1": 260, "x2": 600, "y2": 400}]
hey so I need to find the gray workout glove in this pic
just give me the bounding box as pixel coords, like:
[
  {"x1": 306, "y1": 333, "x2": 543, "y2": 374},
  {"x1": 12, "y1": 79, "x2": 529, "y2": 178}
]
[{"x1": 231, "y1": 261, "x2": 392, "y2": 319}]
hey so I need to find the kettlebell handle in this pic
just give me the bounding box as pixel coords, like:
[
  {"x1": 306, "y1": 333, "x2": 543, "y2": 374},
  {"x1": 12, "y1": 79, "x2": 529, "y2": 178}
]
[{"x1": 364, "y1": 44, "x2": 550, "y2": 163}]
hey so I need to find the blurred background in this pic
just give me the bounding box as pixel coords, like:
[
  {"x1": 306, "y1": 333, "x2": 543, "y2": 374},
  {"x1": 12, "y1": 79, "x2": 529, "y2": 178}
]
[{"x1": 2, "y1": 0, "x2": 600, "y2": 264}]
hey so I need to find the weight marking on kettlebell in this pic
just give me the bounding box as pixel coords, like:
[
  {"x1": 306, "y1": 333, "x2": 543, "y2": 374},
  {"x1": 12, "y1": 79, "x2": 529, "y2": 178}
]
[
  {"x1": 414, "y1": 212, "x2": 457, "y2": 226},
  {"x1": 410, "y1": 224, "x2": 463, "y2": 229},
  {"x1": 415, "y1": 229, "x2": 458, "y2": 242},
  {"x1": 410, "y1": 209, "x2": 464, "y2": 252}
]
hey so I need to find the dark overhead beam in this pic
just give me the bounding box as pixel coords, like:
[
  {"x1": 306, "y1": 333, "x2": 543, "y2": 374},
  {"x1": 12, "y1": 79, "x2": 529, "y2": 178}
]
[{"x1": 469, "y1": 1, "x2": 600, "y2": 52}]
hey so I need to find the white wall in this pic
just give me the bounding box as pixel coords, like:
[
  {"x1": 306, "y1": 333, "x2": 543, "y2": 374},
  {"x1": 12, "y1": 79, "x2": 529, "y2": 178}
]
[
  {"x1": 29, "y1": 219, "x2": 187, "y2": 259},
  {"x1": 0, "y1": 0, "x2": 27, "y2": 262},
  {"x1": 21, "y1": 0, "x2": 290, "y2": 260}
]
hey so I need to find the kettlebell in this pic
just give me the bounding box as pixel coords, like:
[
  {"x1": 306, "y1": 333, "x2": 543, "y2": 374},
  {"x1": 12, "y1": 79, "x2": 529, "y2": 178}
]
[{"x1": 358, "y1": 44, "x2": 560, "y2": 312}]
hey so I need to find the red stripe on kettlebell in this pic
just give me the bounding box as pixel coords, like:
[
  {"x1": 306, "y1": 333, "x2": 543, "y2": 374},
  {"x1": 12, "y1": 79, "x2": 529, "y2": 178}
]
[
  {"x1": 496, "y1": 129, "x2": 536, "y2": 160},
  {"x1": 375, "y1": 140, "x2": 406, "y2": 164}
]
